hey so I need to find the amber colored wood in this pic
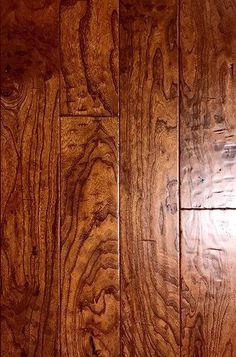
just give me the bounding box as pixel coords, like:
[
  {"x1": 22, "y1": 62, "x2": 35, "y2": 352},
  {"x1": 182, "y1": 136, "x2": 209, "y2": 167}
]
[
  {"x1": 0, "y1": 0, "x2": 60, "y2": 355},
  {"x1": 60, "y1": 0, "x2": 119, "y2": 117},
  {"x1": 181, "y1": 210, "x2": 236, "y2": 356},
  {"x1": 180, "y1": 0, "x2": 236, "y2": 208},
  {"x1": 60, "y1": 117, "x2": 119, "y2": 356},
  {"x1": 120, "y1": 1, "x2": 180, "y2": 355}
]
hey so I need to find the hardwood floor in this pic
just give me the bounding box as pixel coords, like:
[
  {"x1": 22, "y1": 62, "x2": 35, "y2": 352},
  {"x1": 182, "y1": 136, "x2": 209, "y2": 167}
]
[
  {"x1": 1, "y1": 0, "x2": 60, "y2": 355},
  {"x1": 60, "y1": 0, "x2": 119, "y2": 116},
  {"x1": 181, "y1": 210, "x2": 236, "y2": 356},
  {"x1": 180, "y1": 0, "x2": 236, "y2": 208},
  {"x1": 120, "y1": 0, "x2": 179, "y2": 355},
  {"x1": 1, "y1": 0, "x2": 236, "y2": 356},
  {"x1": 180, "y1": 2, "x2": 236, "y2": 354},
  {"x1": 61, "y1": 118, "x2": 119, "y2": 356}
]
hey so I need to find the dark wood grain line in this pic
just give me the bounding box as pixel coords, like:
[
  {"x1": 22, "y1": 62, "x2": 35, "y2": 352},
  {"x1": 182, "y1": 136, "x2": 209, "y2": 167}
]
[
  {"x1": 181, "y1": 210, "x2": 236, "y2": 356},
  {"x1": 120, "y1": 1, "x2": 180, "y2": 355},
  {"x1": 0, "y1": 0, "x2": 60, "y2": 355},
  {"x1": 60, "y1": 117, "x2": 119, "y2": 356},
  {"x1": 180, "y1": 0, "x2": 236, "y2": 208},
  {"x1": 60, "y1": 0, "x2": 119, "y2": 117}
]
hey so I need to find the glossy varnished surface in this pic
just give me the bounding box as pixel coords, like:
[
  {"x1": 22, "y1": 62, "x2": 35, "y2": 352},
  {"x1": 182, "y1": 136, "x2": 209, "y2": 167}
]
[
  {"x1": 0, "y1": 0, "x2": 59, "y2": 355},
  {"x1": 60, "y1": 0, "x2": 119, "y2": 116},
  {"x1": 60, "y1": 118, "x2": 119, "y2": 356},
  {"x1": 1, "y1": 0, "x2": 236, "y2": 355},
  {"x1": 180, "y1": 0, "x2": 236, "y2": 208},
  {"x1": 120, "y1": 0, "x2": 179, "y2": 355},
  {"x1": 181, "y1": 210, "x2": 236, "y2": 356}
]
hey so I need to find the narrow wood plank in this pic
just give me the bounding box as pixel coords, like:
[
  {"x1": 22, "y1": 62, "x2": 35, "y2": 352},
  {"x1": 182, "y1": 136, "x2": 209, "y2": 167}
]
[
  {"x1": 61, "y1": 117, "x2": 119, "y2": 356},
  {"x1": 181, "y1": 210, "x2": 236, "y2": 356},
  {"x1": 120, "y1": 1, "x2": 180, "y2": 355},
  {"x1": 60, "y1": 0, "x2": 119, "y2": 116},
  {"x1": 180, "y1": 0, "x2": 236, "y2": 208},
  {"x1": 0, "y1": 1, "x2": 60, "y2": 355}
]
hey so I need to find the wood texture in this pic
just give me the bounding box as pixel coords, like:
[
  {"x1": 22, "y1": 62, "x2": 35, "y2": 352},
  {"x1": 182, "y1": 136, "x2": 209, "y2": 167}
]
[
  {"x1": 181, "y1": 210, "x2": 236, "y2": 356},
  {"x1": 60, "y1": 0, "x2": 119, "y2": 116},
  {"x1": 180, "y1": 0, "x2": 236, "y2": 208},
  {"x1": 120, "y1": 1, "x2": 179, "y2": 355},
  {"x1": 61, "y1": 117, "x2": 119, "y2": 356},
  {"x1": 2, "y1": 0, "x2": 236, "y2": 355},
  {"x1": 0, "y1": 0, "x2": 60, "y2": 355}
]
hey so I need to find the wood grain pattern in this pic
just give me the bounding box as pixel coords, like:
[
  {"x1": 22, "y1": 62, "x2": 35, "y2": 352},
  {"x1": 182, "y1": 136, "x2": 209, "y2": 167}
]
[
  {"x1": 0, "y1": 0, "x2": 60, "y2": 355},
  {"x1": 181, "y1": 210, "x2": 236, "y2": 356},
  {"x1": 60, "y1": 0, "x2": 119, "y2": 116},
  {"x1": 61, "y1": 117, "x2": 119, "y2": 356},
  {"x1": 180, "y1": 0, "x2": 236, "y2": 208},
  {"x1": 120, "y1": 1, "x2": 180, "y2": 355},
  {"x1": 2, "y1": 0, "x2": 236, "y2": 355}
]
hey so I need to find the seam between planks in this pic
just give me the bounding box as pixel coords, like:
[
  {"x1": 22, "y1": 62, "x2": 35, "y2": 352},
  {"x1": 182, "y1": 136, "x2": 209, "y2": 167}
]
[
  {"x1": 60, "y1": 115, "x2": 119, "y2": 118},
  {"x1": 118, "y1": 0, "x2": 121, "y2": 355},
  {"x1": 181, "y1": 207, "x2": 236, "y2": 211},
  {"x1": 177, "y1": 0, "x2": 182, "y2": 355}
]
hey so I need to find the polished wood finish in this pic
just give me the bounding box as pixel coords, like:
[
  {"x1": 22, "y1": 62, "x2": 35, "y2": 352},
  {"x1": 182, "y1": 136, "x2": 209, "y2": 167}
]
[
  {"x1": 60, "y1": 117, "x2": 119, "y2": 356},
  {"x1": 0, "y1": 0, "x2": 59, "y2": 355},
  {"x1": 120, "y1": 1, "x2": 179, "y2": 355},
  {"x1": 180, "y1": 0, "x2": 236, "y2": 208},
  {"x1": 1, "y1": 0, "x2": 236, "y2": 355},
  {"x1": 180, "y1": 1, "x2": 236, "y2": 355},
  {"x1": 60, "y1": 0, "x2": 119, "y2": 116},
  {"x1": 181, "y1": 210, "x2": 236, "y2": 356}
]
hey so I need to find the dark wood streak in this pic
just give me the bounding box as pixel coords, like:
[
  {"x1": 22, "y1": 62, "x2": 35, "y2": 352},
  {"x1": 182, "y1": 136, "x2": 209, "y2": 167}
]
[
  {"x1": 181, "y1": 210, "x2": 236, "y2": 356},
  {"x1": 180, "y1": 0, "x2": 236, "y2": 208},
  {"x1": 120, "y1": 0, "x2": 180, "y2": 355},
  {"x1": 61, "y1": 118, "x2": 119, "y2": 356},
  {"x1": 60, "y1": 0, "x2": 119, "y2": 116},
  {"x1": 0, "y1": 0, "x2": 60, "y2": 355}
]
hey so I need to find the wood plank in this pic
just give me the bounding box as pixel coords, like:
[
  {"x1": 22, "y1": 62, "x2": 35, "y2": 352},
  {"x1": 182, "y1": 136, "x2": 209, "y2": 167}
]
[
  {"x1": 180, "y1": 0, "x2": 236, "y2": 208},
  {"x1": 0, "y1": 1, "x2": 60, "y2": 355},
  {"x1": 181, "y1": 210, "x2": 236, "y2": 356},
  {"x1": 61, "y1": 117, "x2": 119, "y2": 356},
  {"x1": 120, "y1": 1, "x2": 180, "y2": 355},
  {"x1": 60, "y1": 0, "x2": 119, "y2": 116}
]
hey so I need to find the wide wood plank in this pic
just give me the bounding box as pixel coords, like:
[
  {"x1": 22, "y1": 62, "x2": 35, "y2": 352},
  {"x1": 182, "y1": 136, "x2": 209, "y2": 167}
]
[
  {"x1": 0, "y1": 1, "x2": 60, "y2": 355},
  {"x1": 120, "y1": 1, "x2": 179, "y2": 355},
  {"x1": 60, "y1": 0, "x2": 119, "y2": 116},
  {"x1": 181, "y1": 210, "x2": 236, "y2": 356},
  {"x1": 180, "y1": 0, "x2": 236, "y2": 208},
  {"x1": 61, "y1": 117, "x2": 119, "y2": 356}
]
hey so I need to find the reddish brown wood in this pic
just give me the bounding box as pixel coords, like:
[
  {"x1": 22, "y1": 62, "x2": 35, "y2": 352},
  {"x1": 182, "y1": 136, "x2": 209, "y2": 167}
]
[
  {"x1": 180, "y1": 0, "x2": 236, "y2": 208},
  {"x1": 181, "y1": 210, "x2": 236, "y2": 356},
  {"x1": 60, "y1": 117, "x2": 119, "y2": 356},
  {"x1": 0, "y1": 0, "x2": 60, "y2": 355},
  {"x1": 180, "y1": 2, "x2": 236, "y2": 356},
  {"x1": 1, "y1": 0, "x2": 236, "y2": 355},
  {"x1": 60, "y1": 0, "x2": 119, "y2": 116},
  {"x1": 120, "y1": 1, "x2": 180, "y2": 355}
]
